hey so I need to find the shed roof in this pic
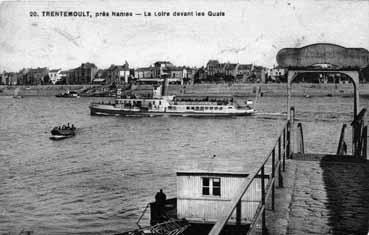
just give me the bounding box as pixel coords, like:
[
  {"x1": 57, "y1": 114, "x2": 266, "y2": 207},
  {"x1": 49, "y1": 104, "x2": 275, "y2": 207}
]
[{"x1": 177, "y1": 158, "x2": 261, "y2": 176}]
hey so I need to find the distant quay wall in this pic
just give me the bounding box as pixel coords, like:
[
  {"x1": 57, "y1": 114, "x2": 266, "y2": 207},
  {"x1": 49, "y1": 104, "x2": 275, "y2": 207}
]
[
  {"x1": 0, "y1": 85, "x2": 97, "y2": 96},
  {"x1": 1, "y1": 83, "x2": 369, "y2": 97},
  {"x1": 168, "y1": 83, "x2": 369, "y2": 97}
]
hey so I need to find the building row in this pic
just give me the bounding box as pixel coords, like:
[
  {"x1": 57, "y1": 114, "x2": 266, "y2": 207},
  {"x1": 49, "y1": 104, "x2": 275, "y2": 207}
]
[{"x1": 0, "y1": 60, "x2": 283, "y2": 85}]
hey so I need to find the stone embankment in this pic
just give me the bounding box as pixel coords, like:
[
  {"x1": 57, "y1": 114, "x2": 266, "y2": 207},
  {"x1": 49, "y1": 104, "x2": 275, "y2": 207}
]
[{"x1": 2, "y1": 83, "x2": 369, "y2": 97}]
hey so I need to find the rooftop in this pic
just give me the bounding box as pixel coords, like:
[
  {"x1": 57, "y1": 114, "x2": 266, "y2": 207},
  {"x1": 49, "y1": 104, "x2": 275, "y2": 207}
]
[{"x1": 177, "y1": 158, "x2": 262, "y2": 175}]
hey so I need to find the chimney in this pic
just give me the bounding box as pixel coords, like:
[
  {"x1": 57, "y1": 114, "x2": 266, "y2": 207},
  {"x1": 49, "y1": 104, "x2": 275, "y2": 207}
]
[{"x1": 161, "y1": 77, "x2": 169, "y2": 96}]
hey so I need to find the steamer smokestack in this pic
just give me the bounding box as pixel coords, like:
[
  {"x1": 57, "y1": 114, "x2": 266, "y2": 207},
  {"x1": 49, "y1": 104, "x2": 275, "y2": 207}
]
[{"x1": 161, "y1": 77, "x2": 169, "y2": 96}]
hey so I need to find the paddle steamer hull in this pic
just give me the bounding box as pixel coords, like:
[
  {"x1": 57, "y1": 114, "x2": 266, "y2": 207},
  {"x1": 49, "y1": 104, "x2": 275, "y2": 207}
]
[{"x1": 89, "y1": 104, "x2": 254, "y2": 117}]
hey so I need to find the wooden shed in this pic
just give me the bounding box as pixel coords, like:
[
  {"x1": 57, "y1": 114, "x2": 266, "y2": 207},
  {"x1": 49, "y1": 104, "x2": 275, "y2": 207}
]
[{"x1": 176, "y1": 158, "x2": 264, "y2": 225}]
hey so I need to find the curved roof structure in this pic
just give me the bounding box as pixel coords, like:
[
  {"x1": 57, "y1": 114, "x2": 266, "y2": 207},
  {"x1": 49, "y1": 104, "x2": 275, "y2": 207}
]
[{"x1": 277, "y1": 43, "x2": 369, "y2": 69}]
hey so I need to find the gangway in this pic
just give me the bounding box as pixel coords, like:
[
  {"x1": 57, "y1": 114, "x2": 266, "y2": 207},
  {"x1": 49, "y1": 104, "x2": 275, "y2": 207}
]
[{"x1": 117, "y1": 219, "x2": 190, "y2": 235}]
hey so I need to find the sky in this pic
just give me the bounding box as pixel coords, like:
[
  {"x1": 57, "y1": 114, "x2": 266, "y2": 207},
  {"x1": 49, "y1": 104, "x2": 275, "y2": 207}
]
[{"x1": 0, "y1": 0, "x2": 368, "y2": 71}]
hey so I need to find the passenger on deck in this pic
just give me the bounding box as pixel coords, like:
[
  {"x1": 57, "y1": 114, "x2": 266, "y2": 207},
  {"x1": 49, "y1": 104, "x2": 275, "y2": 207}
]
[
  {"x1": 155, "y1": 189, "x2": 167, "y2": 223},
  {"x1": 155, "y1": 189, "x2": 166, "y2": 204}
]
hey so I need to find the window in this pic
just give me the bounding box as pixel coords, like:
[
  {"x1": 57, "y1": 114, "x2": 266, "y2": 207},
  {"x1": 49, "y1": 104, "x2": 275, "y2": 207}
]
[
  {"x1": 186, "y1": 106, "x2": 190, "y2": 110},
  {"x1": 202, "y1": 178, "x2": 210, "y2": 195},
  {"x1": 202, "y1": 177, "x2": 221, "y2": 196}
]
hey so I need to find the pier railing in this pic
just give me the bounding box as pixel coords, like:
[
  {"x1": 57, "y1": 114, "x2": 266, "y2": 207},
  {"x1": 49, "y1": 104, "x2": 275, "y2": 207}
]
[
  {"x1": 337, "y1": 124, "x2": 347, "y2": 155},
  {"x1": 351, "y1": 108, "x2": 368, "y2": 158},
  {"x1": 208, "y1": 120, "x2": 291, "y2": 235}
]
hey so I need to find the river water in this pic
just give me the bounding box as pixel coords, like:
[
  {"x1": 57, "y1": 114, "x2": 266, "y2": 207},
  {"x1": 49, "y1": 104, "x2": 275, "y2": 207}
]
[{"x1": 0, "y1": 95, "x2": 365, "y2": 234}]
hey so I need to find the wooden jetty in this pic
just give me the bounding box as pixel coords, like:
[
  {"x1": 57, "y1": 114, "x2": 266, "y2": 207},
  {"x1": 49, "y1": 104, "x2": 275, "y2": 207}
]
[
  {"x1": 208, "y1": 43, "x2": 369, "y2": 235},
  {"x1": 122, "y1": 43, "x2": 369, "y2": 235}
]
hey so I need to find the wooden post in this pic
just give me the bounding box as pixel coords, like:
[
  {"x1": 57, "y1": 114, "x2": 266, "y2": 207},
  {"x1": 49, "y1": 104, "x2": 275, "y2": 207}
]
[
  {"x1": 236, "y1": 201, "x2": 241, "y2": 226},
  {"x1": 278, "y1": 136, "x2": 283, "y2": 187},
  {"x1": 283, "y1": 125, "x2": 286, "y2": 171},
  {"x1": 261, "y1": 166, "x2": 266, "y2": 235},
  {"x1": 286, "y1": 121, "x2": 291, "y2": 161},
  {"x1": 296, "y1": 123, "x2": 304, "y2": 154},
  {"x1": 363, "y1": 126, "x2": 367, "y2": 159},
  {"x1": 290, "y1": 107, "x2": 295, "y2": 156},
  {"x1": 272, "y1": 149, "x2": 275, "y2": 211},
  {"x1": 336, "y1": 124, "x2": 347, "y2": 156}
]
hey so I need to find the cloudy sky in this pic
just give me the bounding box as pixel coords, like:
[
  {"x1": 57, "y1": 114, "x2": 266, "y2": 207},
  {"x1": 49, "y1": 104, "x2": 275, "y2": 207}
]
[{"x1": 0, "y1": 0, "x2": 368, "y2": 71}]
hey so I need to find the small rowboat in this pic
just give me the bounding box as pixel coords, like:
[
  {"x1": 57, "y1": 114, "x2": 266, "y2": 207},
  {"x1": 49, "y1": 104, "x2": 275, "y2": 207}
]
[
  {"x1": 49, "y1": 135, "x2": 73, "y2": 141},
  {"x1": 50, "y1": 124, "x2": 76, "y2": 141}
]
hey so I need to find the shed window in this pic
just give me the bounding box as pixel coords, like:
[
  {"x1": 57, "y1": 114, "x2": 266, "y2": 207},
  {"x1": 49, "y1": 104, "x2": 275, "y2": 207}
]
[{"x1": 202, "y1": 177, "x2": 221, "y2": 196}]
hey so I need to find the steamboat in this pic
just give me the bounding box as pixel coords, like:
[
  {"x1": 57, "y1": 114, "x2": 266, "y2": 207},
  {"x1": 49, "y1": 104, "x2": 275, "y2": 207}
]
[{"x1": 89, "y1": 80, "x2": 255, "y2": 117}]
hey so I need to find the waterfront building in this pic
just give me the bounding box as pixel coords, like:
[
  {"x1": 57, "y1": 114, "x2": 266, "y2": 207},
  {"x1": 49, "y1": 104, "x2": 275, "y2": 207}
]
[
  {"x1": 206, "y1": 60, "x2": 221, "y2": 76},
  {"x1": 57, "y1": 70, "x2": 68, "y2": 84},
  {"x1": 169, "y1": 67, "x2": 187, "y2": 85},
  {"x1": 176, "y1": 159, "x2": 262, "y2": 226},
  {"x1": 48, "y1": 69, "x2": 62, "y2": 84},
  {"x1": 1, "y1": 72, "x2": 18, "y2": 85},
  {"x1": 252, "y1": 65, "x2": 267, "y2": 83},
  {"x1": 267, "y1": 66, "x2": 286, "y2": 82},
  {"x1": 94, "y1": 62, "x2": 130, "y2": 85},
  {"x1": 153, "y1": 61, "x2": 174, "y2": 78},
  {"x1": 184, "y1": 67, "x2": 196, "y2": 84},
  {"x1": 222, "y1": 63, "x2": 238, "y2": 77},
  {"x1": 106, "y1": 61, "x2": 130, "y2": 84},
  {"x1": 93, "y1": 69, "x2": 108, "y2": 84},
  {"x1": 134, "y1": 66, "x2": 155, "y2": 79},
  {"x1": 205, "y1": 60, "x2": 265, "y2": 83},
  {"x1": 236, "y1": 64, "x2": 253, "y2": 80},
  {"x1": 20, "y1": 67, "x2": 49, "y2": 85},
  {"x1": 66, "y1": 63, "x2": 97, "y2": 84},
  {"x1": 194, "y1": 67, "x2": 207, "y2": 83}
]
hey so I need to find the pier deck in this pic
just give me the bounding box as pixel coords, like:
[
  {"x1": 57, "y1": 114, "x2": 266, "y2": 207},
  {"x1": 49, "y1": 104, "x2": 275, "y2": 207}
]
[{"x1": 267, "y1": 154, "x2": 369, "y2": 235}]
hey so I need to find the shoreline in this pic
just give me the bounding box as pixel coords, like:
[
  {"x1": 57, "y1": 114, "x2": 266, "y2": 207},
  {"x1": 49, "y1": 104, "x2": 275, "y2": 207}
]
[{"x1": 1, "y1": 83, "x2": 369, "y2": 97}]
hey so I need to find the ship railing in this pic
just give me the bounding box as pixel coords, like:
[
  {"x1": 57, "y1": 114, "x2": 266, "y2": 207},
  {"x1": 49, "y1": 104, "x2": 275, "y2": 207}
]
[
  {"x1": 208, "y1": 120, "x2": 291, "y2": 235},
  {"x1": 136, "y1": 203, "x2": 150, "y2": 229}
]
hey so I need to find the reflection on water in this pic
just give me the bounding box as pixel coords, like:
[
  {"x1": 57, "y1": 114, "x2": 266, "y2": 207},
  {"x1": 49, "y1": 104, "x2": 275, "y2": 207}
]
[{"x1": 0, "y1": 95, "x2": 364, "y2": 234}]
